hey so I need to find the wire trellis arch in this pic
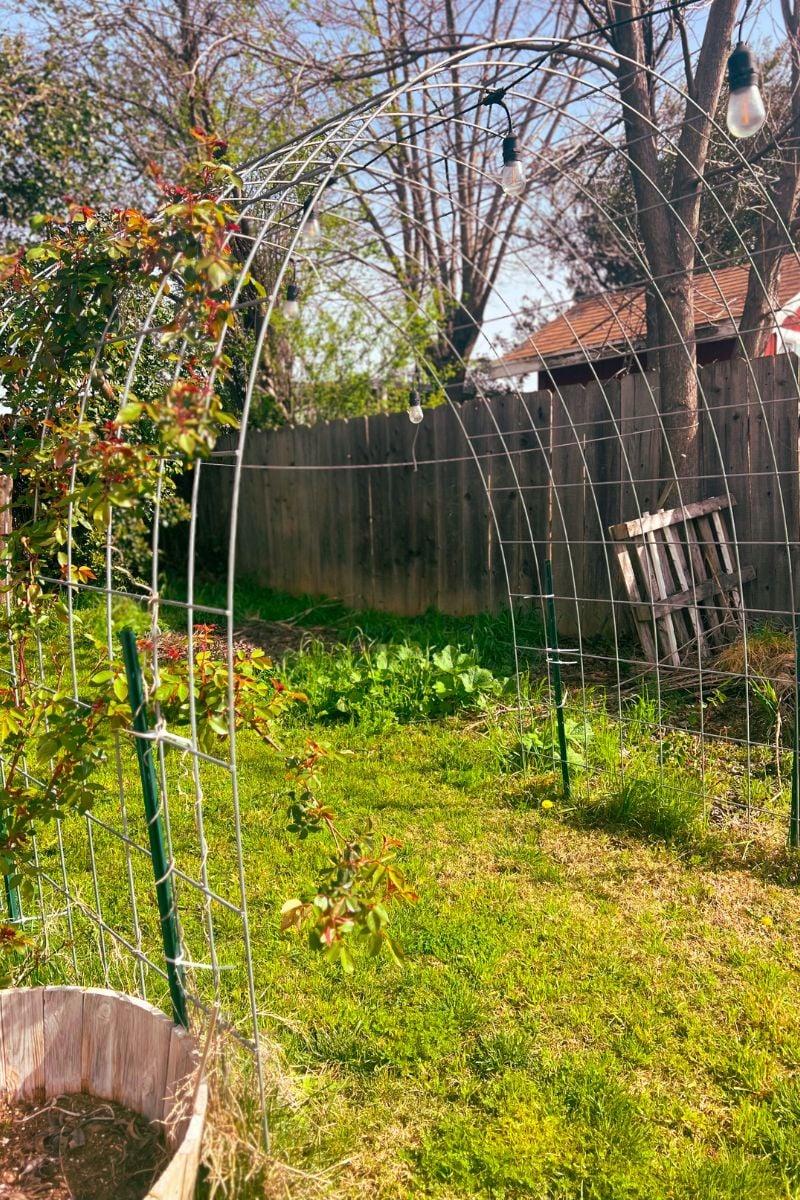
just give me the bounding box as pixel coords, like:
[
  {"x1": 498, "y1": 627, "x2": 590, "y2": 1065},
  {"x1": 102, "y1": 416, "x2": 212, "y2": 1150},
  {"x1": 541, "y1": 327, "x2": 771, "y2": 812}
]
[{"x1": 1, "y1": 31, "x2": 798, "y2": 1150}]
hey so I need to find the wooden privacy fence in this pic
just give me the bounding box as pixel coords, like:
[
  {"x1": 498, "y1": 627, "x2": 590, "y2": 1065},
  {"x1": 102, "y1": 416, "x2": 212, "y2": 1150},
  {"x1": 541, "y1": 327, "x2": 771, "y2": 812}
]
[{"x1": 193, "y1": 355, "x2": 800, "y2": 637}]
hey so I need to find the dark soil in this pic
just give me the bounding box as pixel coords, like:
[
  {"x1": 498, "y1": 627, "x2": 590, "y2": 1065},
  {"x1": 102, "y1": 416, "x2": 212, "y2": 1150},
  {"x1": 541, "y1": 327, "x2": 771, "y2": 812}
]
[
  {"x1": 0, "y1": 1093, "x2": 169, "y2": 1200},
  {"x1": 233, "y1": 616, "x2": 342, "y2": 657},
  {"x1": 152, "y1": 618, "x2": 342, "y2": 664}
]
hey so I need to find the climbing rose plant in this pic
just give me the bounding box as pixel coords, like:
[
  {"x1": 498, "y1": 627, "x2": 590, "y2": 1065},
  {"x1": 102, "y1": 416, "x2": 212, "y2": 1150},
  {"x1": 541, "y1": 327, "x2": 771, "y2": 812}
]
[{"x1": 0, "y1": 133, "x2": 415, "y2": 977}]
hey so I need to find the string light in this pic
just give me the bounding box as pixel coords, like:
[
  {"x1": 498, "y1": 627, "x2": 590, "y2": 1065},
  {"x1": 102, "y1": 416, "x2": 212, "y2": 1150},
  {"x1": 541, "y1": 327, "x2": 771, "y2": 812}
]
[
  {"x1": 300, "y1": 197, "x2": 322, "y2": 246},
  {"x1": 500, "y1": 136, "x2": 526, "y2": 197},
  {"x1": 726, "y1": 43, "x2": 766, "y2": 138},
  {"x1": 482, "y1": 88, "x2": 526, "y2": 197},
  {"x1": 282, "y1": 283, "x2": 300, "y2": 318},
  {"x1": 407, "y1": 379, "x2": 424, "y2": 424},
  {"x1": 282, "y1": 260, "x2": 301, "y2": 318}
]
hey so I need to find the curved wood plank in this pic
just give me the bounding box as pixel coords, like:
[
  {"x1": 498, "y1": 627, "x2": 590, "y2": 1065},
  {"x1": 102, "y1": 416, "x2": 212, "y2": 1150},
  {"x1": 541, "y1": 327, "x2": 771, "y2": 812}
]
[
  {"x1": 1, "y1": 989, "x2": 44, "y2": 1100},
  {"x1": 81, "y1": 987, "x2": 119, "y2": 1101},
  {"x1": 163, "y1": 1024, "x2": 198, "y2": 1149},
  {"x1": 43, "y1": 987, "x2": 83, "y2": 1095}
]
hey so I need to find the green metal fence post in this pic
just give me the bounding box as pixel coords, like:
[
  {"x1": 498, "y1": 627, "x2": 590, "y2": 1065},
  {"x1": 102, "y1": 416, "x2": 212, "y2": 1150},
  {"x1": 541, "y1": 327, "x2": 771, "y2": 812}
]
[
  {"x1": 544, "y1": 560, "x2": 571, "y2": 801},
  {"x1": 120, "y1": 628, "x2": 189, "y2": 1027},
  {"x1": 791, "y1": 615, "x2": 800, "y2": 849},
  {"x1": 2, "y1": 877, "x2": 21, "y2": 923}
]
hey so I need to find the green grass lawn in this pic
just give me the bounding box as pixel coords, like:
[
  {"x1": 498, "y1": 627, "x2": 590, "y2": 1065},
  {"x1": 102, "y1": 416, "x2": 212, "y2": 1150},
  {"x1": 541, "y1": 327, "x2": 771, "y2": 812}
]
[{"x1": 26, "y1": 588, "x2": 800, "y2": 1198}]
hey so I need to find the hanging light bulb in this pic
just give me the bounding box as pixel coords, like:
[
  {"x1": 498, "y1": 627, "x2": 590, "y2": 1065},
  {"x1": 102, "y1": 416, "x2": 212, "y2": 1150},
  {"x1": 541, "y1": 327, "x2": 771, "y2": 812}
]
[
  {"x1": 726, "y1": 43, "x2": 766, "y2": 139},
  {"x1": 301, "y1": 199, "x2": 322, "y2": 246},
  {"x1": 481, "y1": 89, "x2": 526, "y2": 198},
  {"x1": 282, "y1": 282, "x2": 300, "y2": 319},
  {"x1": 407, "y1": 387, "x2": 424, "y2": 424},
  {"x1": 500, "y1": 134, "x2": 526, "y2": 196}
]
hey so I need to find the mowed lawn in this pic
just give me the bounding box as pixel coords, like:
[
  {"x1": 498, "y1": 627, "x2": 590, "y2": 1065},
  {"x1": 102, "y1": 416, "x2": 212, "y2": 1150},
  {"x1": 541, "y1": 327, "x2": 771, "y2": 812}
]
[
  {"x1": 30, "y1": 593, "x2": 800, "y2": 1199},
  {"x1": 237, "y1": 722, "x2": 800, "y2": 1200}
]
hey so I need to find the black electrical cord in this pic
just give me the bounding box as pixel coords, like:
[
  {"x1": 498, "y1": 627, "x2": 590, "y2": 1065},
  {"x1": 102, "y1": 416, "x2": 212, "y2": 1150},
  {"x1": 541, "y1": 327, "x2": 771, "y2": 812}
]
[
  {"x1": 737, "y1": 0, "x2": 754, "y2": 44},
  {"x1": 481, "y1": 88, "x2": 515, "y2": 135}
]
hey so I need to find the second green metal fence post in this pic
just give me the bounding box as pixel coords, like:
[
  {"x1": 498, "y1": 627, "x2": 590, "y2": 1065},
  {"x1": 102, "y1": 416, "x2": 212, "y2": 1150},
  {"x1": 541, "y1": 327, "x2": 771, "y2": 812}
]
[
  {"x1": 544, "y1": 560, "x2": 571, "y2": 801},
  {"x1": 0, "y1": 807, "x2": 21, "y2": 923}
]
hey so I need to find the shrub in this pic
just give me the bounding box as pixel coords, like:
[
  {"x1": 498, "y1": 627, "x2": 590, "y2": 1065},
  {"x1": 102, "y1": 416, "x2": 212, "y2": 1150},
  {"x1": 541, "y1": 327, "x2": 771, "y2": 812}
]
[
  {"x1": 500, "y1": 715, "x2": 593, "y2": 775},
  {"x1": 285, "y1": 640, "x2": 509, "y2": 727}
]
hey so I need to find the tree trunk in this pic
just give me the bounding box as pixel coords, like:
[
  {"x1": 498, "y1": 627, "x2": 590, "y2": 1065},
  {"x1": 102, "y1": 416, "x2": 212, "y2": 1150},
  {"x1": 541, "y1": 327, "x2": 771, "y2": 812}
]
[
  {"x1": 655, "y1": 275, "x2": 699, "y2": 488},
  {"x1": 610, "y1": 0, "x2": 738, "y2": 500},
  {"x1": 736, "y1": 234, "x2": 798, "y2": 360},
  {"x1": 430, "y1": 295, "x2": 487, "y2": 400}
]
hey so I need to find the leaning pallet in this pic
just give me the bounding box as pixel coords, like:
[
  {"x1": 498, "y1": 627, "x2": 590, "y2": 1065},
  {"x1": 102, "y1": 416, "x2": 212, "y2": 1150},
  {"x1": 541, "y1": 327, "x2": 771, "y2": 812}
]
[{"x1": 608, "y1": 495, "x2": 755, "y2": 668}]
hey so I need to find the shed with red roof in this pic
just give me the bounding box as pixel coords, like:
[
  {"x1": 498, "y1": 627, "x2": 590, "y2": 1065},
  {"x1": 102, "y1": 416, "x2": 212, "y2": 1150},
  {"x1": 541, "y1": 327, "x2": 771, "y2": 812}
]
[{"x1": 491, "y1": 253, "x2": 800, "y2": 388}]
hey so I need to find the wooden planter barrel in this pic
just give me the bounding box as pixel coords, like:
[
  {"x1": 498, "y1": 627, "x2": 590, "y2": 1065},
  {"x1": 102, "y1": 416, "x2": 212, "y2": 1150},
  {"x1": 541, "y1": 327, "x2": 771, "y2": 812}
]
[{"x1": 0, "y1": 986, "x2": 207, "y2": 1200}]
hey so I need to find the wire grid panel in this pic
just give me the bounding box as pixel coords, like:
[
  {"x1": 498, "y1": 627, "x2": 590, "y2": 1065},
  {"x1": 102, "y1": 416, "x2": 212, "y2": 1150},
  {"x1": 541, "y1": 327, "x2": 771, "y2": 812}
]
[{"x1": 0, "y1": 31, "x2": 798, "y2": 1145}]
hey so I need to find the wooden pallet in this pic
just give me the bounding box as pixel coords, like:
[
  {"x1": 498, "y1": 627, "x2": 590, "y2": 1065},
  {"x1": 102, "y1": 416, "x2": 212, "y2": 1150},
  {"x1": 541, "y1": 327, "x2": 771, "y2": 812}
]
[{"x1": 608, "y1": 495, "x2": 754, "y2": 667}]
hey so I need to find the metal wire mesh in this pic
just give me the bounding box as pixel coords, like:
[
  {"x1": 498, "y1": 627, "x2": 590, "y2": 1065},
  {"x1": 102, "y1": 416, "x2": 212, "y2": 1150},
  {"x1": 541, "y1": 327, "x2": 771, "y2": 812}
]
[{"x1": 1, "y1": 34, "x2": 798, "y2": 1146}]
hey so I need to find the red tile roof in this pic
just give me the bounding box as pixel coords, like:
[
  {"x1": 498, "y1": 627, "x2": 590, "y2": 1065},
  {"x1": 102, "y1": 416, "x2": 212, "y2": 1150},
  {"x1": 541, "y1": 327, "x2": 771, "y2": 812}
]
[{"x1": 499, "y1": 253, "x2": 800, "y2": 370}]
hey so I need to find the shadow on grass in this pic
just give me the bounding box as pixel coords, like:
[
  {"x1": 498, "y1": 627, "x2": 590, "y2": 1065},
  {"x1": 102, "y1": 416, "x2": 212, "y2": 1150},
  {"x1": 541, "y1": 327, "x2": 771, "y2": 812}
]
[
  {"x1": 511, "y1": 769, "x2": 800, "y2": 888},
  {"x1": 499, "y1": 763, "x2": 708, "y2": 842}
]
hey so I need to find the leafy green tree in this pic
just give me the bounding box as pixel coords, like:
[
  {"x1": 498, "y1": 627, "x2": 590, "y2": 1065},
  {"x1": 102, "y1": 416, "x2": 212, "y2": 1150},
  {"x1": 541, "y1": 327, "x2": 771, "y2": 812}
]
[
  {"x1": 233, "y1": 283, "x2": 443, "y2": 428},
  {"x1": 0, "y1": 35, "x2": 117, "y2": 245},
  {"x1": 17, "y1": 0, "x2": 293, "y2": 198}
]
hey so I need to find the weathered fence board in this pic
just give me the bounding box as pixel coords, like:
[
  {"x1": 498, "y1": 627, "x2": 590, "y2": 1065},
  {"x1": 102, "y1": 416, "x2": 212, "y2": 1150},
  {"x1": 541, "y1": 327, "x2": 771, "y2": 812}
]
[
  {"x1": 430, "y1": 404, "x2": 461, "y2": 613},
  {"x1": 412, "y1": 406, "x2": 439, "y2": 616},
  {"x1": 745, "y1": 355, "x2": 797, "y2": 621},
  {"x1": 518, "y1": 390, "x2": 551, "y2": 603},
  {"x1": 350, "y1": 417, "x2": 373, "y2": 609},
  {"x1": 461, "y1": 400, "x2": 493, "y2": 615},
  {"x1": 194, "y1": 357, "x2": 800, "y2": 635},
  {"x1": 551, "y1": 383, "x2": 588, "y2": 640}
]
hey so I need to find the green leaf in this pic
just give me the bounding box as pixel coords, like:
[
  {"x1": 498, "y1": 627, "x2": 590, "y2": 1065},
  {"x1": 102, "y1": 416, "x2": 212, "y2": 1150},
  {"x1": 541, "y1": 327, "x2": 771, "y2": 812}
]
[
  {"x1": 384, "y1": 935, "x2": 405, "y2": 966},
  {"x1": 116, "y1": 402, "x2": 143, "y2": 423}
]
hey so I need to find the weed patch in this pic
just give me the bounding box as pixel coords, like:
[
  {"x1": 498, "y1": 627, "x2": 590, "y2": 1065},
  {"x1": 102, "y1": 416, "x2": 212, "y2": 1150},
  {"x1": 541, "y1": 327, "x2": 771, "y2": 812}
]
[
  {"x1": 282, "y1": 640, "x2": 509, "y2": 728},
  {"x1": 576, "y1": 774, "x2": 705, "y2": 842}
]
